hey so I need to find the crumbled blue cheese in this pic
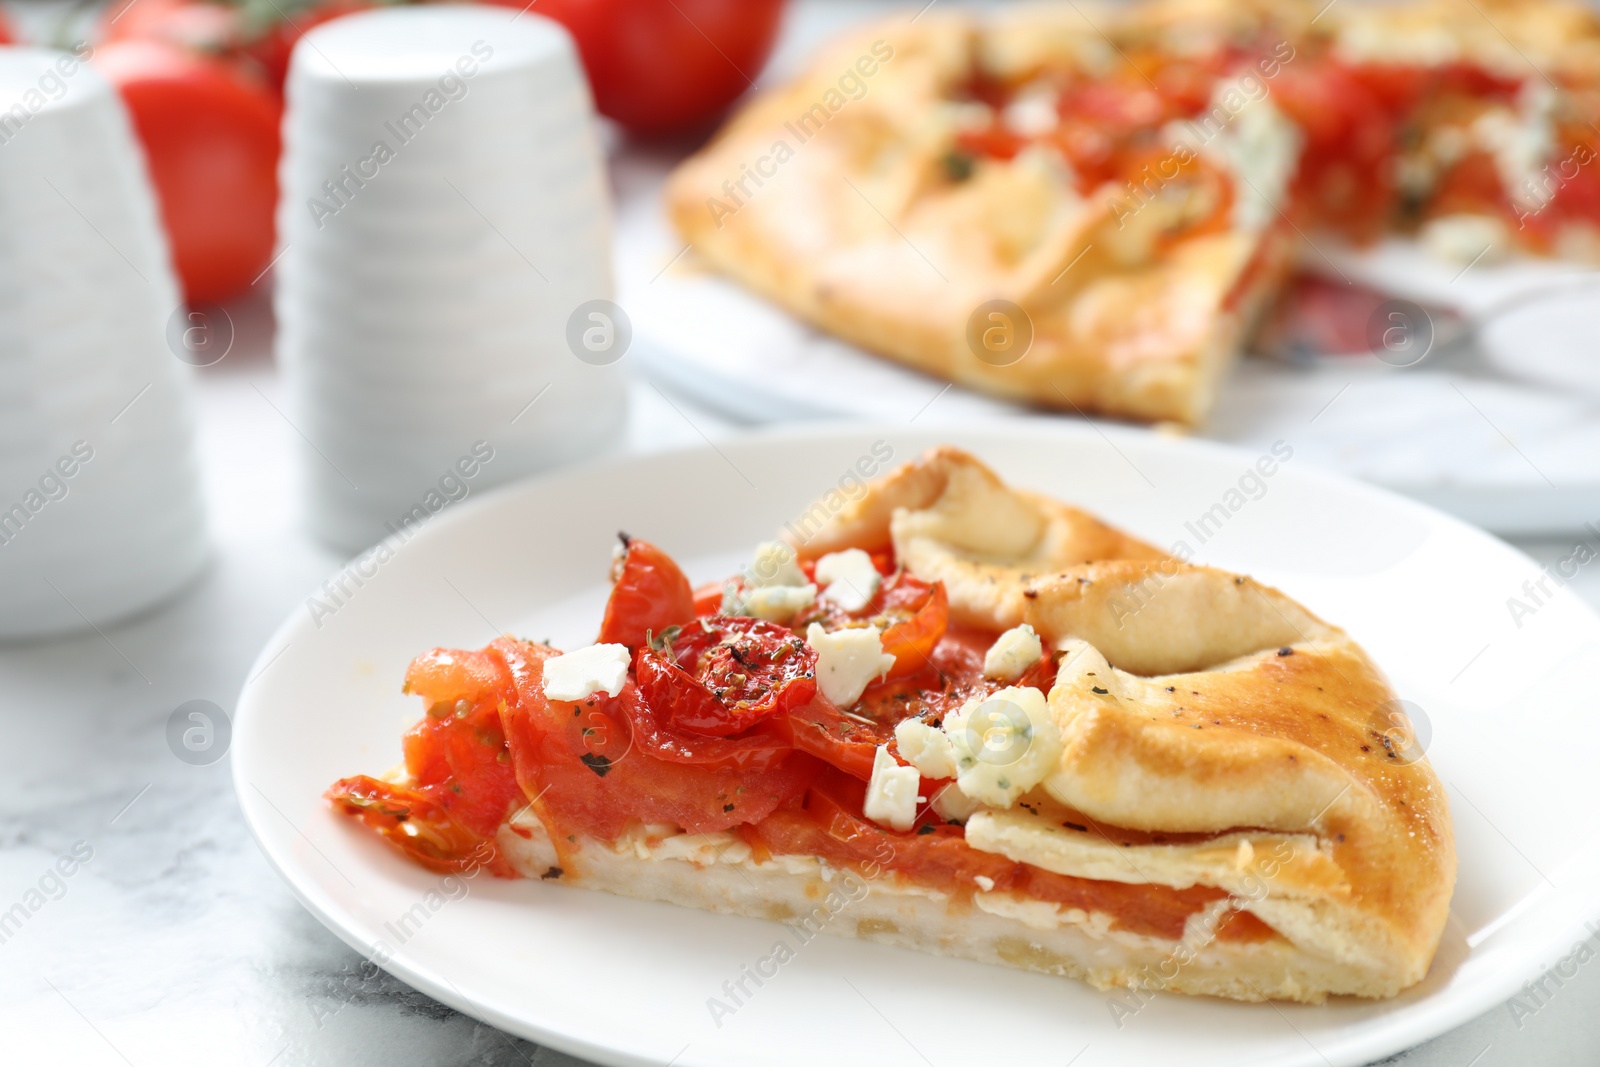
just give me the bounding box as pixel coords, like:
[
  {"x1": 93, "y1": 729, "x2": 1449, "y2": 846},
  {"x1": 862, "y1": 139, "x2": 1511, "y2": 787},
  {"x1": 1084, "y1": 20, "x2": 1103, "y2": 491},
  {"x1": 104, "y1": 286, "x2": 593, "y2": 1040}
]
[
  {"x1": 897, "y1": 686, "x2": 1061, "y2": 809},
  {"x1": 944, "y1": 687, "x2": 1061, "y2": 807},
  {"x1": 1001, "y1": 82, "x2": 1059, "y2": 138},
  {"x1": 745, "y1": 541, "x2": 807, "y2": 588},
  {"x1": 931, "y1": 782, "x2": 982, "y2": 823},
  {"x1": 739, "y1": 583, "x2": 817, "y2": 623},
  {"x1": 1473, "y1": 82, "x2": 1558, "y2": 211},
  {"x1": 815, "y1": 548, "x2": 881, "y2": 612},
  {"x1": 726, "y1": 539, "x2": 815, "y2": 621},
  {"x1": 895, "y1": 717, "x2": 959, "y2": 779},
  {"x1": 542, "y1": 643, "x2": 631, "y2": 701},
  {"x1": 1192, "y1": 77, "x2": 1301, "y2": 232},
  {"x1": 805, "y1": 623, "x2": 896, "y2": 707},
  {"x1": 863, "y1": 744, "x2": 920, "y2": 831},
  {"x1": 982, "y1": 624, "x2": 1044, "y2": 681}
]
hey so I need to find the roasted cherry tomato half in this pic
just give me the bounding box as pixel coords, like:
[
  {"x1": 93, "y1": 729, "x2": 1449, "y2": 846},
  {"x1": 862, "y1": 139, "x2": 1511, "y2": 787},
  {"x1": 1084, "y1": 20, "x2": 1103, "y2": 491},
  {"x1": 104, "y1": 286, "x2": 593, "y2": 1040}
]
[
  {"x1": 637, "y1": 617, "x2": 817, "y2": 737},
  {"x1": 598, "y1": 536, "x2": 697, "y2": 648}
]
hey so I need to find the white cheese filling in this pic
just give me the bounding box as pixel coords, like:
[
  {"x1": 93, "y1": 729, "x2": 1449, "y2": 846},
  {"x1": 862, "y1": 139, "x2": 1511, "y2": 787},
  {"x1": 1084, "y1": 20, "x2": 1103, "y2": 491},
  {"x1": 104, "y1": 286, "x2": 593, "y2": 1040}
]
[{"x1": 542, "y1": 643, "x2": 631, "y2": 701}]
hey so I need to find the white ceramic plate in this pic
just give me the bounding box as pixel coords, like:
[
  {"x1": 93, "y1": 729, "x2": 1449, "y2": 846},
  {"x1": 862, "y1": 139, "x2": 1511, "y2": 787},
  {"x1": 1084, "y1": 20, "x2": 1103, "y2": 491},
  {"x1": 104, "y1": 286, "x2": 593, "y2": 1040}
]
[{"x1": 235, "y1": 423, "x2": 1600, "y2": 1067}]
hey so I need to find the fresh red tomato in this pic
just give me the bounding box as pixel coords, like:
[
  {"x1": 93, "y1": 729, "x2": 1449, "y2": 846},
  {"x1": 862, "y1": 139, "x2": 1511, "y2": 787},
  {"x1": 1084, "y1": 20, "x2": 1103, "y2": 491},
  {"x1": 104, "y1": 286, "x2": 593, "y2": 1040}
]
[
  {"x1": 101, "y1": 0, "x2": 244, "y2": 57},
  {"x1": 94, "y1": 40, "x2": 280, "y2": 304},
  {"x1": 509, "y1": 0, "x2": 786, "y2": 134},
  {"x1": 100, "y1": 0, "x2": 371, "y2": 94},
  {"x1": 240, "y1": 0, "x2": 373, "y2": 92},
  {"x1": 597, "y1": 536, "x2": 697, "y2": 648}
]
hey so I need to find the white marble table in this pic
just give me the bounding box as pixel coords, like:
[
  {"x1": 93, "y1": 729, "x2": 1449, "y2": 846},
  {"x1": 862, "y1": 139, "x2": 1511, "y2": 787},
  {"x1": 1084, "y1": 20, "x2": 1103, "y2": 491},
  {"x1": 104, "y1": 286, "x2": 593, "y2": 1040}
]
[
  {"x1": 2, "y1": 292, "x2": 1599, "y2": 1066},
  {"x1": 6, "y1": 0, "x2": 1600, "y2": 1059}
]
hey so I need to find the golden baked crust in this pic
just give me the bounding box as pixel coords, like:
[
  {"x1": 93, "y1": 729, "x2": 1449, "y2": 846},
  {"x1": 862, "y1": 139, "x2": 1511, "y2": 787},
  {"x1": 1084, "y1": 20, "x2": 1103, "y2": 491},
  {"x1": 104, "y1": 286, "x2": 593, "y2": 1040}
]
[
  {"x1": 785, "y1": 446, "x2": 1456, "y2": 999},
  {"x1": 786, "y1": 444, "x2": 1166, "y2": 627},
  {"x1": 1330, "y1": 0, "x2": 1600, "y2": 79}
]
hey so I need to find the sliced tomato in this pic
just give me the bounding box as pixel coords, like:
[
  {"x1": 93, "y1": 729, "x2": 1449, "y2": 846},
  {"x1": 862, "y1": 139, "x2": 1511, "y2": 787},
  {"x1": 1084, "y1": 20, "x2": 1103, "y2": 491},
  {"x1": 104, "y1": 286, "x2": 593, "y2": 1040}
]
[
  {"x1": 619, "y1": 673, "x2": 795, "y2": 771},
  {"x1": 789, "y1": 696, "x2": 884, "y2": 781},
  {"x1": 495, "y1": 638, "x2": 820, "y2": 841},
  {"x1": 1428, "y1": 150, "x2": 1511, "y2": 219},
  {"x1": 403, "y1": 646, "x2": 512, "y2": 708},
  {"x1": 328, "y1": 643, "x2": 523, "y2": 874},
  {"x1": 399, "y1": 699, "x2": 522, "y2": 837},
  {"x1": 597, "y1": 537, "x2": 697, "y2": 648},
  {"x1": 1546, "y1": 143, "x2": 1600, "y2": 229},
  {"x1": 327, "y1": 775, "x2": 516, "y2": 876}
]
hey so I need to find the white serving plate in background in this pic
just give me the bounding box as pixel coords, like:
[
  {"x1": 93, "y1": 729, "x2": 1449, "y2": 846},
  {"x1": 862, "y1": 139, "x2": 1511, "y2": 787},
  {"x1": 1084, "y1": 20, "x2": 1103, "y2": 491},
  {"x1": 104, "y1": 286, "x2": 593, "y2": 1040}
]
[{"x1": 237, "y1": 423, "x2": 1600, "y2": 1067}]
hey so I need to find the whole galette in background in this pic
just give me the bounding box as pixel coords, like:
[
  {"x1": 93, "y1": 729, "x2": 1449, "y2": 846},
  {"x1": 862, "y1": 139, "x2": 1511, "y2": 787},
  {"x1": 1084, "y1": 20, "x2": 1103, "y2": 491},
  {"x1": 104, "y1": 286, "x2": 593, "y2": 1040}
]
[{"x1": 665, "y1": 0, "x2": 1600, "y2": 424}]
